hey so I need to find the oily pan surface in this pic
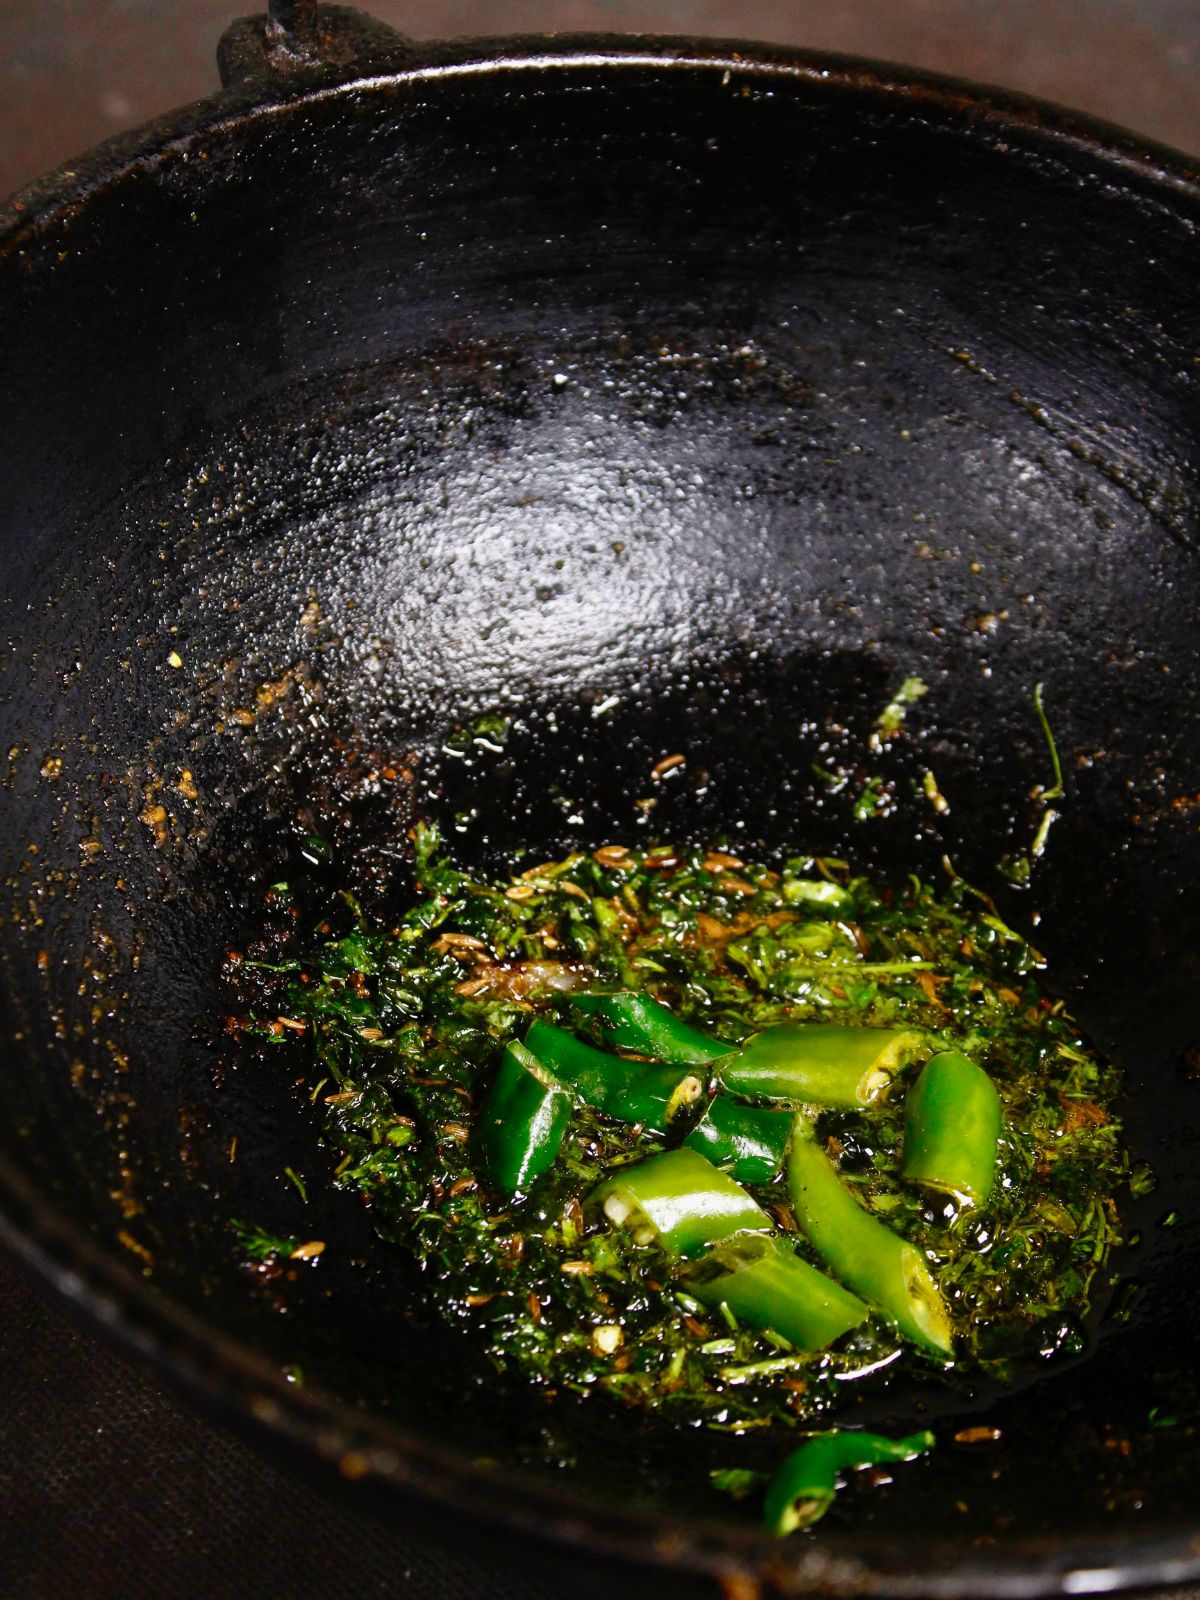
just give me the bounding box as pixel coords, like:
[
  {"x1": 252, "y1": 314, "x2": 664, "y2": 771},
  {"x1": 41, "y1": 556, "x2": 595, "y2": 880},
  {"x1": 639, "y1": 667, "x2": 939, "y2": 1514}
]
[{"x1": 2, "y1": 54, "x2": 1200, "y2": 1569}]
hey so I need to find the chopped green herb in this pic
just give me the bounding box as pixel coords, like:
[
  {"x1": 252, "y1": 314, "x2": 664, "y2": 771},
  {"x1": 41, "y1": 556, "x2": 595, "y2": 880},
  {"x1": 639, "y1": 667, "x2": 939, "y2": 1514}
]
[
  {"x1": 872, "y1": 675, "x2": 928, "y2": 746},
  {"x1": 1033, "y1": 682, "x2": 1064, "y2": 802},
  {"x1": 710, "y1": 1466, "x2": 765, "y2": 1500},
  {"x1": 853, "y1": 776, "x2": 890, "y2": 822},
  {"x1": 1129, "y1": 1161, "x2": 1157, "y2": 1199},
  {"x1": 1148, "y1": 1406, "x2": 1179, "y2": 1428},
  {"x1": 231, "y1": 1219, "x2": 298, "y2": 1262},
  {"x1": 921, "y1": 769, "x2": 950, "y2": 814},
  {"x1": 1030, "y1": 805, "x2": 1058, "y2": 860},
  {"x1": 228, "y1": 832, "x2": 1127, "y2": 1433}
]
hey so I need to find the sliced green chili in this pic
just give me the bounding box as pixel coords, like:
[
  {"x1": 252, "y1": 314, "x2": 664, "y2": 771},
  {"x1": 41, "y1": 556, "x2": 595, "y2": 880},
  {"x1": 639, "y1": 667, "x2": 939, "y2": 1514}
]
[
  {"x1": 683, "y1": 1095, "x2": 792, "y2": 1183},
  {"x1": 786, "y1": 1116, "x2": 952, "y2": 1356},
  {"x1": 718, "y1": 1023, "x2": 925, "y2": 1109},
  {"x1": 590, "y1": 1147, "x2": 771, "y2": 1258},
  {"x1": 902, "y1": 1049, "x2": 1003, "y2": 1206},
  {"x1": 479, "y1": 1039, "x2": 573, "y2": 1196},
  {"x1": 684, "y1": 1233, "x2": 869, "y2": 1352},
  {"x1": 523, "y1": 1019, "x2": 703, "y2": 1133},
  {"x1": 763, "y1": 1428, "x2": 936, "y2": 1535},
  {"x1": 568, "y1": 991, "x2": 735, "y2": 1065}
]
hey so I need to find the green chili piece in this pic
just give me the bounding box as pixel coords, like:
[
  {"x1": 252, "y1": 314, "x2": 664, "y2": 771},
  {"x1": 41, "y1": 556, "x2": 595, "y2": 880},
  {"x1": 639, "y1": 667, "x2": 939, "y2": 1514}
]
[
  {"x1": 786, "y1": 1117, "x2": 952, "y2": 1356},
  {"x1": 479, "y1": 1040, "x2": 573, "y2": 1196},
  {"x1": 522, "y1": 1019, "x2": 704, "y2": 1133},
  {"x1": 718, "y1": 1023, "x2": 925, "y2": 1109},
  {"x1": 683, "y1": 1095, "x2": 793, "y2": 1183},
  {"x1": 569, "y1": 991, "x2": 735, "y2": 1065},
  {"x1": 684, "y1": 1233, "x2": 869, "y2": 1351},
  {"x1": 590, "y1": 1147, "x2": 771, "y2": 1258},
  {"x1": 763, "y1": 1428, "x2": 936, "y2": 1535},
  {"x1": 902, "y1": 1050, "x2": 1003, "y2": 1206}
]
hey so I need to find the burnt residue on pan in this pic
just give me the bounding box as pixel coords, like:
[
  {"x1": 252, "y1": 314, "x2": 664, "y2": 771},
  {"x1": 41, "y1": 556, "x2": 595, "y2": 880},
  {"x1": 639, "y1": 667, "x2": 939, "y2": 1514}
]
[{"x1": 1, "y1": 31, "x2": 1200, "y2": 1596}]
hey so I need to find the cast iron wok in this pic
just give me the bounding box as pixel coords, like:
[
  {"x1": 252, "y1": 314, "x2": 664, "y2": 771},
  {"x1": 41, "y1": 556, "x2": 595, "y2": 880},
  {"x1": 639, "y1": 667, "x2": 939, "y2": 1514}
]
[{"x1": 1, "y1": 6, "x2": 1199, "y2": 1593}]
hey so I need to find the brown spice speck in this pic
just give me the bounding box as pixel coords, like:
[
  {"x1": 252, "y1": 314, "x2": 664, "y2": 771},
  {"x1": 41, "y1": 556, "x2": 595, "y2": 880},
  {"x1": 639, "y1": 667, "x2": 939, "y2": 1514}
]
[
  {"x1": 718, "y1": 1574, "x2": 762, "y2": 1600},
  {"x1": 593, "y1": 845, "x2": 630, "y2": 868},
  {"x1": 433, "y1": 932, "x2": 489, "y2": 955},
  {"x1": 139, "y1": 802, "x2": 168, "y2": 845},
  {"x1": 916, "y1": 971, "x2": 951, "y2": 1010},
  {"x1": 704, "y1": 850, "x2": 744, "y2": 872},
  {"x1": 556, "y1": 880, "x2": 591, "y2": 901},
  {"x1": 1058, "y1": 1095, "x2": 1108, "y2": 1131},
  {"x1": 117, "y1": 1230, "x2": 154, "y2": 1271},
  {"x1": 955, "y1": 1425, "x2": 1003, "y2": 1446}
]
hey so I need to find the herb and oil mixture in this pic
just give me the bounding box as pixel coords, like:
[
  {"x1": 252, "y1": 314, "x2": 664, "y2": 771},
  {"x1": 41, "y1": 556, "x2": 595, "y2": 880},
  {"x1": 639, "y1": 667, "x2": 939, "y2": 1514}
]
[{"x1": 234, "y1": 823, "x2": 1126, "y2": 1453}]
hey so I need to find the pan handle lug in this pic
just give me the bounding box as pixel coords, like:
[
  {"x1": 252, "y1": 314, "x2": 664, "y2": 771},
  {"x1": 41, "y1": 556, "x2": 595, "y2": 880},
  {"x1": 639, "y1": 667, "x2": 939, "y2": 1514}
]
[{"x1": 217, "y1": 2, "x2": 410, "y2": 90}]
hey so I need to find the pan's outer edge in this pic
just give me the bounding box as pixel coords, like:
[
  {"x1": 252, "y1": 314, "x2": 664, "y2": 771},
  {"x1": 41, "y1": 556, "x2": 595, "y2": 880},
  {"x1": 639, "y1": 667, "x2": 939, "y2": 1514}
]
[
  {"x1": 2, "y1": 33, "x2": 1200, "y2": 1597},
  {"x1": 2, "y1": 31, "x2": 1199, "y2": 233}
]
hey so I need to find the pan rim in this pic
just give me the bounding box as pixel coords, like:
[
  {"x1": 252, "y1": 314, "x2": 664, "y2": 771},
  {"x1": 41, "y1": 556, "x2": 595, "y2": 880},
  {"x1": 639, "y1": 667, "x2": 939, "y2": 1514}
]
[
  {"x1": 2, "y1": 32, "x2": 1198, "y2": 243},
  {"x1": 2, "y1": 32, "x2": 1199, "y2": 1594}
]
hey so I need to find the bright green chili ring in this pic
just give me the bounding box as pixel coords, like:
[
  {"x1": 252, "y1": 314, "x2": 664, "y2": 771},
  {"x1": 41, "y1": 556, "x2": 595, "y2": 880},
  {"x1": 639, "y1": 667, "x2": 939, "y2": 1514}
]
[
  {"x1": 568, "y1": 991, "x2": 735, "y2": 1066},
  {"x1": 684, "y1": 1233, "x2": 869, "y2": 1352},
  {"x1": 787, "y1": 1116, "x2": 953, "y2": 1356},
  {"x1": 718, "y1": 1023, "x2": 926, "y2": 1109},
  {"x1": 479, "y1": 1039, "x2": 573, "y2": 1196},
  {"x1": 590, "y1": 1147, "x2": 771, "y2": 1258},
  {"x1": 763, "y1": 1428, "x2": 936, "y2": 1535},
  {"x1": 902, "y1": 1049, "x2": 1003, "y2": 1206},
  {"x1": 683, "y1": 1095, "x2": 793, "y2": 1183},
  {"x1": 522, "y1": 1018, "x2": 704, "y2": 1133}
]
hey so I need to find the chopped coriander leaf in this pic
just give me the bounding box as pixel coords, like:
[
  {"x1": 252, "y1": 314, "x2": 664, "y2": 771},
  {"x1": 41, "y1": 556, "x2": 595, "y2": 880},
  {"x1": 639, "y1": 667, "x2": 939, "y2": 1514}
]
[
  {"x1": 231, "y1": 1219, "x2": 298, "y2": 1262},
  {"x1": 229, "y1": 834, "x2": 1126, "y2": 1432}
]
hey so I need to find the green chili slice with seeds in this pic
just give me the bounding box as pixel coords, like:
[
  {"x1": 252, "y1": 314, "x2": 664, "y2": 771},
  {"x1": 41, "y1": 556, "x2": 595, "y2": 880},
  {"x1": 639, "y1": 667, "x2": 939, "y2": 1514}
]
[
  {"x1": 902, "y1": 1049, "x2": 1003, "y2": 1206},
  {"x1": 719, "y1": 1023, "x2": 926, "y2": 1109},
  {"x1": 787, "y1": 1115, "x2": 953, "y2": 1357},
  {"x1": 590, "y1": 1147, "x2": 772, "y2": 1258},
  {"x1": 523, "y1": 1018, "x2": 704, "y2": 1133},
  {"x1": 763, "y1": 1428, "x2": 936, "y2": 1534},
  {"x1": 684, "y1": 1232, "x2": 869, "y2": 1352}
]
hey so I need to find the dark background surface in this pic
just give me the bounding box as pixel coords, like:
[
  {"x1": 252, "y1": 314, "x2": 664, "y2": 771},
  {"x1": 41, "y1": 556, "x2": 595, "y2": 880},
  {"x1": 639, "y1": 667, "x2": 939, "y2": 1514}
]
[{"x1": 2, "y1": 4, "x2": 1199, "y2": 1598}]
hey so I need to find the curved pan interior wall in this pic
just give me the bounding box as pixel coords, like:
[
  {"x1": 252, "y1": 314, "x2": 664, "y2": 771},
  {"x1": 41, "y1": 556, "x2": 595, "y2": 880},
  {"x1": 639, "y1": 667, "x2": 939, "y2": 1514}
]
[{"x1": 1, "y1": 35, "x2": 1199, "y2": 1595}]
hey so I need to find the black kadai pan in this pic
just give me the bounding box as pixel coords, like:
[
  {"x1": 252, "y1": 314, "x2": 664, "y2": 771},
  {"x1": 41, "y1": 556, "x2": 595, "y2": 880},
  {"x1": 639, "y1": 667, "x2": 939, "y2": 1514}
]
[{"x1": 2, "y1": 4, "x2": 1200, "y2": 1594}]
